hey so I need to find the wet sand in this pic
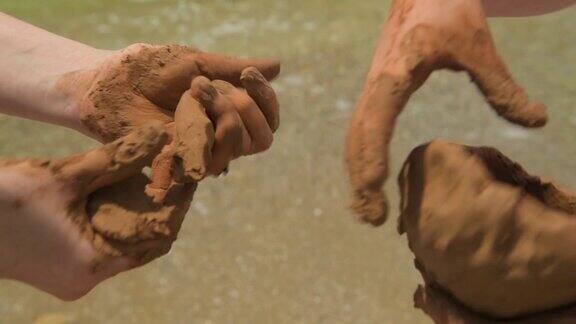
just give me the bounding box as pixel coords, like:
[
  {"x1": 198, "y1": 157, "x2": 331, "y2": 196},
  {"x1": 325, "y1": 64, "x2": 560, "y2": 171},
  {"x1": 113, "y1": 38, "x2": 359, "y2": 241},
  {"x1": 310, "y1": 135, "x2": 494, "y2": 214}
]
[{"x1": 0, "y1": 1, "x2": 574, "y2": 323}]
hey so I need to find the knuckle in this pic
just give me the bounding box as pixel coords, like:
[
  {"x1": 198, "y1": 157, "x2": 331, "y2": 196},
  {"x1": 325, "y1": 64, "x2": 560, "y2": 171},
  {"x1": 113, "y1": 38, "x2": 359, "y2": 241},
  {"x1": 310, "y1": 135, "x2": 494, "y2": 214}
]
[{"x1": 220, "y1": 115, "x2": 243, "y2": 137}]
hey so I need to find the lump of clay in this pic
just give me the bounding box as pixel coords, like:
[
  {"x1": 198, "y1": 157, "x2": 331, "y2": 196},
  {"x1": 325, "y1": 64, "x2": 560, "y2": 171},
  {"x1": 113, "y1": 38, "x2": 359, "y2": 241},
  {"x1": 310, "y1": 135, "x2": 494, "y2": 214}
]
[
  {"x1": 86, "y1": 79, "x2": 216, "y2": 261},
  {"x1": 346, "y1": 0, "x2": 548, "y2": 226},
  {"x1": 398, "y1": 140, "x2": 576, "y2": 319},
  {"x1": 146, "y1": 67, "x2": 276, "y2": 203},
  {"x1": 88, "y1": 173, "x2": 195, "y2": 264},
  {"x1": 145, "y1": 76, "x2": 215, "y2": 203}
]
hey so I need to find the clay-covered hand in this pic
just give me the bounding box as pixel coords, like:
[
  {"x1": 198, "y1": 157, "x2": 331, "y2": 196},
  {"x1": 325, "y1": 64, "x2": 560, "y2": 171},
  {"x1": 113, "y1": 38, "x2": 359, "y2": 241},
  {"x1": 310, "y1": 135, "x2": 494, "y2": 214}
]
[
  {"x1": 143, "y1": 68, "x2": 279, "y2": 202},
  {"x1": 58, "y1": 43, "x2": 280, "y2": 176},
  {"x1": 0, "y1": 124, "x2": 192, "y2": 300},
  {"x1": 346, "y1": 0, "x2": 548, "y2": 226},
  {"x1": 415, "y1": 285, "x2": 576, "y2": 324}
]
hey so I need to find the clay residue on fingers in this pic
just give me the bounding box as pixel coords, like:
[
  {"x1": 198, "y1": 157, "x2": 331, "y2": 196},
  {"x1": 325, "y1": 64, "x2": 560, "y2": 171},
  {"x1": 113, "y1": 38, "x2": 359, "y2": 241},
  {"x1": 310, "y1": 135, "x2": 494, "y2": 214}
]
[
  {"x1": 346, "y1": 0, "x2": 548, "y2": 226},
  {"x1": 50, "y1": 123, "x2": 168, "y2": 196},
  {"x1": 146, "y1": 76, "x2": 215, "y2": 203},
  {"x1": 88, "y1": 173, "x2": 196, "y2": 261},
  {"x1": 399, "y1": 140, "x2": 576, "y2": 319},
  {"x1": 174, "y1": 77, "x2": 215, "y2": 182}
]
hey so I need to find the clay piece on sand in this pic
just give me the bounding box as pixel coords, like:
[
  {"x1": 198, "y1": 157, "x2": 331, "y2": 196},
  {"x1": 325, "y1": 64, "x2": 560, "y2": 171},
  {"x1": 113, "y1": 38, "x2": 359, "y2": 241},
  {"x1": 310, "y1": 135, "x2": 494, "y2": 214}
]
[
  {"x1": 346, "y1": 0, "x2": 548, "y2": 226},
  {"x1": 398, "y1": 140, "x2": 576, "y2": 319}
]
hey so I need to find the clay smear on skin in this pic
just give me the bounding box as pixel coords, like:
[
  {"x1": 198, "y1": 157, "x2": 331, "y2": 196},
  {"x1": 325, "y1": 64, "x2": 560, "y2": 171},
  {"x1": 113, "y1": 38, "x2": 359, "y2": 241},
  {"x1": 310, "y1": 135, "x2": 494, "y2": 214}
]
[
  {"x1": 1, "y1": 125, "x2": 179, "y2": 262},
  {"x1": 398, "y1": 140, "x2": 576, "y2": 319},
  {"x1": 146, "y1": 67, "x2": 275, "y2": 202},
  {"x1": 57, "y1": 44, "x2": 280, "y2": 144},
  {"x1": 86, "y1": 82, "x2": 214, "y2": 260},
  {"x1": 346, "y1": 0, "x2": 547, "y2": 226},
  {"x1": 56, "y1": 42, "x2": 279, "y2": 260}
]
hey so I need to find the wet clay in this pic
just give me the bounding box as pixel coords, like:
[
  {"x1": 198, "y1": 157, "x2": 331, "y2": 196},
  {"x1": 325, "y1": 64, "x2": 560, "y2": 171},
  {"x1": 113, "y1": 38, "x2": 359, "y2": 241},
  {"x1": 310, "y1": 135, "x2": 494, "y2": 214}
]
[
  {"x1": 5, "y1": 124, "x2": 189, "y2": 262},
  {"x1": 88, "y1": 174, "x2": 196, "y2": 263},
  {"x1": 145, "y1": 76, "x2": 215, "y2": 203},
  {"x1": 398, "y1": 140, "x2": 576, "y2": 319},
  {"x1": 145, "y1": 67, "x2": 276, "y2": 202},
  {"x1": 346, "y1": 0, "x2": 548, "y2": 226}
]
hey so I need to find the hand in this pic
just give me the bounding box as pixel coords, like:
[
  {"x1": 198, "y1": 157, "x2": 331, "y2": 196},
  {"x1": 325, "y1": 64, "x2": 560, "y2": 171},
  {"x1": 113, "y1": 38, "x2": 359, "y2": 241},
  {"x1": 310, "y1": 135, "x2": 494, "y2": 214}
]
[
  {"x1": 0, "y1": 125, "x2": 193, "y2": 300},
  {"x1": 345, "y1": 0, "x2": 547, "y2": 226},
  {"x1": 415, "y1": 285, "x2": 576, "y2": 324},
  {"x1": 145, "y1": 70, "x2": 279, "y2": 202},
  {"x1": 57, "y1": 43, "x2": 280, "y2": 175}
]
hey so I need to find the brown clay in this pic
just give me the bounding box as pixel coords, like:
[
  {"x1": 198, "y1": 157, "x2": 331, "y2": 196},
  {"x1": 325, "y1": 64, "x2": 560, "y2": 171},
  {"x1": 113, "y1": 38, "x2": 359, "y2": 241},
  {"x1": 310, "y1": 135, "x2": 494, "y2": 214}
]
[
  {"x1": 346, "y1": 0, "x2": 548, "y2": 226},
  {"x1": 398, "y1": 140, "x2": 576, "y2": 319},
  {"x1": 88, "y1": 174, "x2": 196, "y2": 263},
  {"x1": 145, "y1": 66, "x2": 276, "y2": 202},
  {"x1": 2, "y1": 124, "x2": 192, "y2": 262},
  {"x1": 49, "y1": 45, "x2": 280, "y2": 263},
  {"x1": 145, "y1": 77, "x2": 215, "y2": 203},
  {"x1": 240, "y1": 67, "x2": 281, "y2": 132}
]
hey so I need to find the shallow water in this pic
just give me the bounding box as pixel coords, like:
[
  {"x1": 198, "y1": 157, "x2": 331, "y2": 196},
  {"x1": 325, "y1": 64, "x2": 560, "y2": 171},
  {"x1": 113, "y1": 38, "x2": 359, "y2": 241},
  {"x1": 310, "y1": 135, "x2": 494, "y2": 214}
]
[{"x1": 0, "y1": 1, "x2": 574, "y2": 323}]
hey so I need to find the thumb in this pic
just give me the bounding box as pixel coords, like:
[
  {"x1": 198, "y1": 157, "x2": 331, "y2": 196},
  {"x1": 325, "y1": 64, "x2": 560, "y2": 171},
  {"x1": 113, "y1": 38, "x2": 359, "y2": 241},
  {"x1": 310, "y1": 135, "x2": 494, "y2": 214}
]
[{"x1": 53, "y1": 123, "x2": 168, "y2": 196}]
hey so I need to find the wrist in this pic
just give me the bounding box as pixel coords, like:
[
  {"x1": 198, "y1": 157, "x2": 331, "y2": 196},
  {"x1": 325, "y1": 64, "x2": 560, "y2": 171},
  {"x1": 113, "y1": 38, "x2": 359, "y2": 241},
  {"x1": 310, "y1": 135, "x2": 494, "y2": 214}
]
[
  {"x1": 0, "y1": 12, "x2": 112, "y2": 134},
  {"x1": 51, "y1": 47, "x2": 114, "y2": 137}
]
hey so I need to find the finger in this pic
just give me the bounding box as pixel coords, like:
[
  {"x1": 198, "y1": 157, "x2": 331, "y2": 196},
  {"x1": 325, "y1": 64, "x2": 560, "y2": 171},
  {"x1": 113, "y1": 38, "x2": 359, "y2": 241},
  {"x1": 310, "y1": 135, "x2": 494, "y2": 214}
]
[
  {"x1": 173, "y1": 77, "x2": 216, "y2": 181},
  {"x1": 213, "y1": 80, "x2": 273, "y2": 155},
  {"x1": 190, "y1": 77, "x2": 244, "y2": 175},
  {"x1": 457, "y1": 33, "x2": 547, "y2": 128},
  {"x1": 346, "y1": 72, "x2": 412, "y2": 226},
  {"x1": 241, "y1": 67, "x2": 280, "y2": 132},
  {"x1": 195, "y1": 52, "x2": 281, "y2": 85},
  {"x1": 54, "y1": 123, "x2": 168, "y2": 195}
]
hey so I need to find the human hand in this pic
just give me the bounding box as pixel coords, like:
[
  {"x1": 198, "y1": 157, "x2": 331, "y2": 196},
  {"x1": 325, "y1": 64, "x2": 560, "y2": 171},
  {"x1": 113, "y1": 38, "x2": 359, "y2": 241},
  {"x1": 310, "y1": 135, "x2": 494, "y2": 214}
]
[
  {"x1": 58, "y1": 43, "x2": 280, "y2": 176},
  {"x1": 415, "y1": 285, "x2": 576, "y2": 324},
  {"x1": 345, "y1": 0, "x2": 547, "y2": 226},
  {"x1": 144, "y1": 69, "x2": 279, "y2": 202},
  {"x1": 0, "y1": 124, "x2": 193, "y2": 300}
]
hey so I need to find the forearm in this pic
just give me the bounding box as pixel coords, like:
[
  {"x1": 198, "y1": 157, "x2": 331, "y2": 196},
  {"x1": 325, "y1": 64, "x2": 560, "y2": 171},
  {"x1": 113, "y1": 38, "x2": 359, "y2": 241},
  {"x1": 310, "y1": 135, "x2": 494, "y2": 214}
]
[
  {"x1": 0, "y1": 12, "x2": 106, "y2": 131},
  {"x1": 482, "y1": 0, "x2": 576, "y2": 17}
]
